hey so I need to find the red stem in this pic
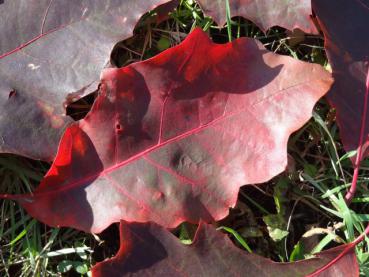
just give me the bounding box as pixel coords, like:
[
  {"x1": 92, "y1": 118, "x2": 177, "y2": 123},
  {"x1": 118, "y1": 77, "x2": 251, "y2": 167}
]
[
  {"x1": 307, "y1": 224, "x2": 369, "y2": 277},
  {"x1": 308, "y1": 67, "x2": 369, "y2": 276},
  {"x1": 345, "y1": 67, "x2": 369, "y2": 203}
]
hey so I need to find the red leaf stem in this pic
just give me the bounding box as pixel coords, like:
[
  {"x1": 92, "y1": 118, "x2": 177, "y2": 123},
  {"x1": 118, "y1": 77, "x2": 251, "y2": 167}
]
[
  {"x1": 307, "y1": 224, "x2": 369, "y2": 276},
  {"x1": 345, "y1": 67, "x2": 369, "y2": 203}
]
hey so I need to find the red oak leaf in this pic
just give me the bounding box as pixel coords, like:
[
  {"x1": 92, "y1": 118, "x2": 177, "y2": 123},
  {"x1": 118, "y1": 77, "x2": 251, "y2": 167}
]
[
  {"x1": 0, "y1": 0, "x2": 174, "y2": 160},
  {"x1": 91, "y1": 221, "x2": 358, "y2": 277},
  {"x1": 197, "y1": 0, "x2": 318, "y2": 33},
  {"x1": 312, "y1": 0, "x2": 369, "y2": 159},
  {"x1": 2, "y1": 28, "x2": 332, "y2": 233}
]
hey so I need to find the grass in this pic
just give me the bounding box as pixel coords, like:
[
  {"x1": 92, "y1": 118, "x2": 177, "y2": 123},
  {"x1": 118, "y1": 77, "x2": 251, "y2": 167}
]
[{"x1": 1, "y1": 0, "x2": 368, "y2": 275}]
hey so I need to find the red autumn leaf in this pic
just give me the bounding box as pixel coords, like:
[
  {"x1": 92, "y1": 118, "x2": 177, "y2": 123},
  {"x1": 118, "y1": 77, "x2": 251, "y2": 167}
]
[
  {"x1": 91, "y1": 221, "x2": 358, "y2": 277},
  {"x1": 3, "y1": 28, "x2": 332, "y2": 233},
  {"x1": 0, "y1": 0, "x2": 174, "y2": 161},
  {"x1": 312, "y1": 0, "x2": 369, "y2": 159},
  {"x1": 197, "y1": 0, "x2": 318, "y2": 34}
]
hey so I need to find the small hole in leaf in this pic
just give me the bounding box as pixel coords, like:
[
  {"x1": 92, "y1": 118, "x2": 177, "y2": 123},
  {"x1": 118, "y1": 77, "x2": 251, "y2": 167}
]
[
  {"x1": 115, "y1": 124, "x2": 122, "y2": 131},
  {"x1": 8, "y1": 89, "x2": 16, "y2": 99}
]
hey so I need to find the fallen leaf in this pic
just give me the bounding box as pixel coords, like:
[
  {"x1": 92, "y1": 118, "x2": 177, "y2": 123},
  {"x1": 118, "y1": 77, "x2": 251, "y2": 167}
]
[
  {"x1": 4, "y1": 28, "x2": 332, "y2": 233},
  {"x1": 312, "y1": 0, "x2": 369, "y2": 158},
  {"x1": 91, "y1": 221, "x2": 358, "y2": 277},
  {"x1": 0, "y1": 0, "x2": 174, "y2": 160}
]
